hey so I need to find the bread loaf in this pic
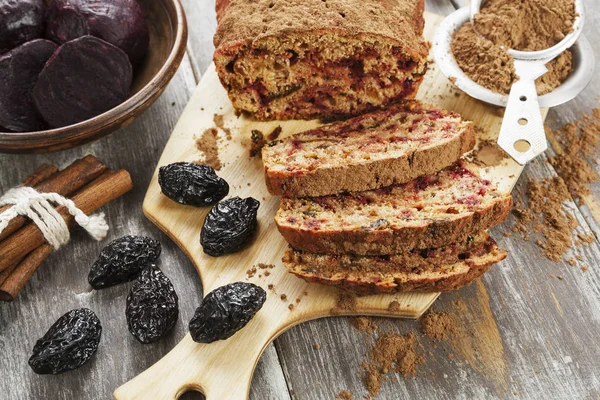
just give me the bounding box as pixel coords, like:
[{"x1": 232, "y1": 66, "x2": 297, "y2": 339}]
[{"x1": 214, "y1": 0, "x2": 429, "y2": 120}]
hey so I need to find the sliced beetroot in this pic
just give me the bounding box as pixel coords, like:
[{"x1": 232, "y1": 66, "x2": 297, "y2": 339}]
[
  {"x1": 0, "y1": 0, "x2": 45, "y2": 54},
  {"x1": 45, "y1": 0, "x2": 149, "y2": 65},
  {"x1": 45, "y1": 6, "x2": 90, "y2": 44},
  {"x1": 33, "y1": 35, "x2": 133, "y2": 128},
  {"x1": 0, "y1": 39, "x2": 58, "y2": 132}
]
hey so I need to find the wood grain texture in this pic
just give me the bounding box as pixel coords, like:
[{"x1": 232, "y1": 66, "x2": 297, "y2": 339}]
[{"x1": 1, "y1": 1, "x2": 599, "y2": 400}]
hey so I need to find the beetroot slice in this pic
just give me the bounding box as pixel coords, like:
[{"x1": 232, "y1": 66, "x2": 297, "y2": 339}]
[
  {"x1": 0, "y1": 39, "x2": 58, "y2": 132},
  {"x1": 33, "y1": 35, "x2": 133, "y2": 129},
  {"x1": 0, "y1": 0, "x2": 45, "y2": 54},
  {"x1": 45, "y1": 6, "x2": 90, "y2": 44},
  {"x1": 45, "y1": 0, "x2": 149, "y2": 65}
]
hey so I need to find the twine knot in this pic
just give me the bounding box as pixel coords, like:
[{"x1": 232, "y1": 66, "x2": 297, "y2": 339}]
[{"x1": 0, "y1": 186, "x2": 108, "y2": 249}]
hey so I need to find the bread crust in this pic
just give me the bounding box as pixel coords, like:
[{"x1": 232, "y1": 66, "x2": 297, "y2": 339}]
[
  {"x1": 276, "y1": 189, "x2": 512, "y2": 255},
  {"x1": 285, "y1": 242, "x2": 506, "y2": 295},
  {"x1": 263, "y1": 102, "x2": 476, "y2": 197},
  {"x1": 214, "y1": 0, "x2": 427, "y2": 58}
]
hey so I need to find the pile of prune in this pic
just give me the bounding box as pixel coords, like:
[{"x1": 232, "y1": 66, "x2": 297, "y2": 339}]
[
  {"x1": 0, "y1": 0, "x2": 148, "y2": 133},
  {"x1": 201, "y1": 197, "x2": 260, "y2": 257},
  {"x1": 126, "y1": 265, "x2": 179, "y2": 344},
  {"x1": 189, "y1": 282, "x2": 267, "y2": 343},
  {"x1": 159, "y1": 163, "x2": 230, "y2": 207},
  {"x1": 88, "y1": 235, "x2": 161, "y2": 289},
  {"x1": 29, "y1": 308, "x2": 102, "y2": 375}
]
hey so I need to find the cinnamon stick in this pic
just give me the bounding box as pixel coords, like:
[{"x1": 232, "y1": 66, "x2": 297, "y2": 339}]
[
  {"x1": 0, "y1": 155, "x2": 107, "y2": 242},
  {"x1": 0, "y1": 169, "x2": 133, "y2": 273},
  {"x1": 20, "y1": 164, "x2": 59, "y2": 187},
  {"x1": 0, "y1": 245, "x2": 53, "y2": 301}
]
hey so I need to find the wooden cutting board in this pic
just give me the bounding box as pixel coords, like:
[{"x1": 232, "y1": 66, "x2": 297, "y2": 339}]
[{"x1": 114, "y1": 12, "x2": 542, "y2": 400}]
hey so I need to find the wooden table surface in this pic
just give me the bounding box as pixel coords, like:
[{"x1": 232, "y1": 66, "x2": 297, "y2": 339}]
[{"x1": 1, "y1": 1, "x2": 599, "y2": 399}]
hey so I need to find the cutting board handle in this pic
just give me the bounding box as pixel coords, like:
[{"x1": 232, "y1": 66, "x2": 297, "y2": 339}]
[{"x1": 114, "y1": 333, "x2": 262, "y2": 400}]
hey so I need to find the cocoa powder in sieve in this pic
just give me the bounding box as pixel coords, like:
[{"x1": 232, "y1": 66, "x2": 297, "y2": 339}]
[{"x1": 451, "y1": 0, "x2": 575, "y2": 95}]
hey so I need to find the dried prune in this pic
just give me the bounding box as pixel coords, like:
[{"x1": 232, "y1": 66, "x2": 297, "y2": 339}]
[
  {"x1": 189, "y1": 282, "x2": 266, "y2": 343},
  {"x1": 46, "y1": 0, "x2": 149, "y2": 65},
  {"x1": 88, "y1": 235, "x2": 161, "y2": 289},
  {"x1": 159, "y1": 162, "x2": 229, "y2": 207},
  {"x1": 33, "y1": 35, "x2": 133, "y2": 128},
  {"x1": 126, "y1": 265, "x2": 179, "y2": 344},
  {"x1": 0, "y1": 0, "x2": 45, "y2": 54},
  {"x1": 201, "y1": 197, "x2": 260, "y2": 256},
  {"x1": 0, "y1": 39, "x2": 57, "y2": 132},
  {"x1": 29, "y1": 308, "x2": 102, "y2": 375}
]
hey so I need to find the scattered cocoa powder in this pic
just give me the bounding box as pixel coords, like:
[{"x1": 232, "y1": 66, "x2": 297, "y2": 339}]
[
  {"x1": 213, "y1": 113, "x2": 232, "y2": 140},
  {"x1": 352, "y1": 317, "x2": 378, "y2": 334},
  {"x1": 510, "y1": 109, "x2": 600, "y2": 263},
  {"x1": 546, "y1": 108, "x2": 600, "y2": 202},
  {"x1": 250, "y1": 129, "x2": 266, "y2": 158},
  {"x1": 331, "y1": 292, "x2": 357, "y2": 315},
  {"x1": 336, "y1": 390, "x2": 354, "y2": 400},
  {"x1": 420, "y1": 311, "x2": 457, "y2": 342},
  {"x1": 527, "y1": 177, "x2": 577, "y2": 261},
  {"x1": 246, "y1": 266, "x2": 257, "y2": 279},
  {"x1": 196, "y1": 128, "x2": 222, "y2": 170},
  {"x1": 388, "y1": 301, "x2": 401, "y2": 312},
  {"x1": 362, "y1": 331, "x2": 424, "y2": 397},
  {"x1": 470, "y1": 139, "x2": 507, "y2": 167}
]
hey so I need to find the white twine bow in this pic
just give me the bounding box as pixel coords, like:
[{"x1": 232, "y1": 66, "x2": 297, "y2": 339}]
[{"x1": 0, "y1": 186, "x2": 108, "y2": 249}]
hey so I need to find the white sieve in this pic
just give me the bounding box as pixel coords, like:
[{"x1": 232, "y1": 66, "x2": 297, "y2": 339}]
[{"x1": 432, "y1": 0, "x2": 594, "y2": 165}]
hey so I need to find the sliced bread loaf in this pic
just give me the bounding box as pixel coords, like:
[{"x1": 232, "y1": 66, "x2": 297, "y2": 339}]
[
  {"x1": 283, "y1": 233, "x2": 506, "y2": 294},
  {"x1": 263, "y1": 101, "x2": 476, "y2": 197},
  {"x1": 214, "y1": 0, "x2": 428, "y2": 120},
  {"x1": 275, "y1": 160, "x2": 512, "y2": 255}
]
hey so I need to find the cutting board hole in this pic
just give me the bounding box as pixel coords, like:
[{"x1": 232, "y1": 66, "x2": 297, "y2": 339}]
[
  {"x1": 514, "y1": 140, "x2": 531, "y2": 152},
  {"x1": 519, "y1": 96, "x2": 527, "y2": 102},
  {"x1": 518, "y1": 118, "x2": 528, "y2": 126},
  {"x1": 179, "y1": 390, "x2": 206, "y2": 400}
]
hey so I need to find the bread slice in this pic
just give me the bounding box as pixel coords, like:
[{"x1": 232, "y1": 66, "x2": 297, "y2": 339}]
[
  {"x1": 213, "y1": 0, "x2": 428, "y2": 120},
  {"x1": 275, "y1": 160, "x2": 512, "y2": 255},
  {"x1": 263, "y1": 101, "x2": 476, "y2": 197},
  {"x1": 283, "y1": 233, "x2": 506, "y2": 294}
]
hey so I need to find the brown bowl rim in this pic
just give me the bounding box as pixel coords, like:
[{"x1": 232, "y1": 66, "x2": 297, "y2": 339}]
[{"x1": 0, "y1": 0, "x2": 189, "y2": 153}]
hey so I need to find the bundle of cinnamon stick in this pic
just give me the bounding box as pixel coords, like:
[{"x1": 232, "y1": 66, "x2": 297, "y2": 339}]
[{"x1": 0, "y1": 155, "x2": 133, "y2": 301}]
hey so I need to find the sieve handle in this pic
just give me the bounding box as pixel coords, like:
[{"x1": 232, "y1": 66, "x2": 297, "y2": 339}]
[{"x1": 497, "y1": 60, "x2": 549, "y2": 165}]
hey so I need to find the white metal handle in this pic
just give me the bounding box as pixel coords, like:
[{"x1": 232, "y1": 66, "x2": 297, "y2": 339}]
[{"x1": 497, "y1": 60, "x2": 549, "y2": 165}]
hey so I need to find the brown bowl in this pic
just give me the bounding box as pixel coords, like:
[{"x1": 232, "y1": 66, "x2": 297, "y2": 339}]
[{"x1": 0, "y1": 0, "x2": 188, "y2": 154}]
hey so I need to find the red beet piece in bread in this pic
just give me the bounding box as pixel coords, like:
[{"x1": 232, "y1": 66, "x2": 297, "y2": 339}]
[
  {"x1": 33, "y1": 35, "x2": 133, "y2": 128},
  {"x1": 0, "y1": 39, "x2": 58, "y2": 132}
]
